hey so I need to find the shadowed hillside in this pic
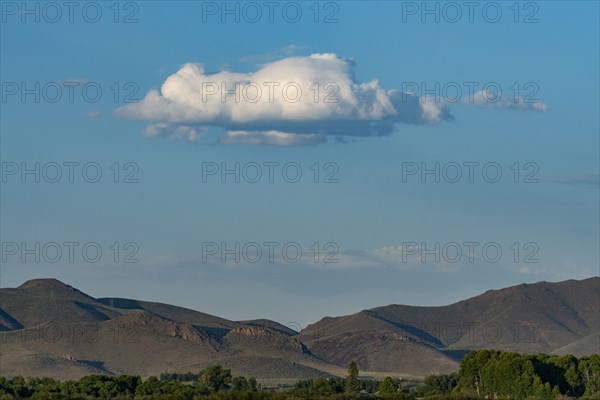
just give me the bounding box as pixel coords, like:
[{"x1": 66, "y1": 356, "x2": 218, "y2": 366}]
[
  {"x1": 299, "y1": 277, "x2": 599, "y2": 375},
  {"x1": 1, "y1": 277, "x2": 598, "y2": 379}
]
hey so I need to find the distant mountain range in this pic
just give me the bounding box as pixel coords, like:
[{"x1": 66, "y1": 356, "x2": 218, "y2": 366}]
[{"x1": 0, "y1": 277, "x2": 598, "y2": 380}]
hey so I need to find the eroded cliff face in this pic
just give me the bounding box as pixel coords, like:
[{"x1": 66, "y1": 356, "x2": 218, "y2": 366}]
[
  {"x1": 115, "y1": 310, "x2": 220, "y2": 347},
  {"x1": 225, "y1": 326, "x2": 307, "y2": 353}
]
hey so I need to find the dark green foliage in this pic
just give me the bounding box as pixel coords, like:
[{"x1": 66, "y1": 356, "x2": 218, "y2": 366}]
[
  {"x1": 231, "y1": 376, "x2": 257, "y2": 392},
  {"x1": 0, "y1": 352, "x2": 598, "y2": 399},
  {"x1": 360, "y1": 379, "x2": 381, "y2": 395},
  {"x1": 579, "y1": 354, "x2": 600, "y2": 398},
  {"x1": 198, "y1": 365, "x2": 232, "y2": 394},
  {"x1": 159, "y1": 372, "x2": 197, "y2": 382},
  {"x1": 419, "y1": 373, "x2": 457, "y2": 395},
  {"x1": 247, "y1": 377, "x2": 258, "y2": 392},
  {"x1": 378, "y1": 377, "x2": 399, "y2": 395},
  {"x1": 0, "y1": 366, "x2": 260, "y2": 399},
  {"x1": 456, "y1": 350, "x2": 600, "y2": 399},
  {"x1": 345, "y1": 361, "x2": 360, "y2": 394},
  {"x1": 293, "y1": 377, "x2": 345, "y2": 396}
]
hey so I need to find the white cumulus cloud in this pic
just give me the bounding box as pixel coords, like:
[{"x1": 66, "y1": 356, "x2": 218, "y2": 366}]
[
  {"x1": 464, "y1": 89, "x2": 548, "y2": 111},
  {"x1": 219, "y1": 130, "x2": 326, "y2": 146},
  {"x1": 143, "y1": 123, "x2": 204, "y2": 143},
  {"x1": 116, "y1": 53, "x2": 545, "y2": 146}
]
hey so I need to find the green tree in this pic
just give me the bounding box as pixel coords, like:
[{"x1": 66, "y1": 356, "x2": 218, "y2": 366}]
[
  {"x1": 9, "y1": 376, "x2": 32, "y2": 399},
  {"x1": 379, "y1": 376, "x2": 399, "y2": 395},
  {"x1": 58, "y1": 380, "x2": 78, "y2": 398},
  {"x1": 135, "y1": 376, "x2": 162, "y2": 397},
  {"x1": 247, "y1": 377, "x2": 258, "y2": 392},
  {"x1": 199, "y1": 365, "x2": 232, "y2": 393},
  {"x1": 579, "y1": 355, "x2": 600, "y2": 397},
  {"x1": 115, "y1": 375, "x2": 140, "y2": 397},
  {"x1": 456, "y1": 349, "x2": 496, "y2": 396},
  {"x1": 309, "y1": 378, "x2": 343, "y2": 396},
  {"x1": 345, "y1": 361, "x2": 360, "y2": 394},
  {"x1": 456, "y1": 350, "x2": 559, "y2": 400},
  {"x1": 231, "y1": 376, "x2": 248, "y2": 392},
  {"x1": 422, "y1": 373, "x2": 457, "y2": 395}
]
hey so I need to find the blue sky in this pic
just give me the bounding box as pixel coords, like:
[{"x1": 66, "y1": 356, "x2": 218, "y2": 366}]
[{"x1": 1, "y1": 1, "x2": 598, "y2": 327}]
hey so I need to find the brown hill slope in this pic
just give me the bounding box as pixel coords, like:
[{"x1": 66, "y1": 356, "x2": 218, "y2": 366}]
[
  {"x1": 0, "y1": 279, "x2": 333, "y2": 380},
  {"x1": 1, "y1": 277, "x2": 597, "y2": 379},
  {"x1": 0, "y1": 279, "x2": 121, "y2": 329},
  {"x1": 553, "y1": 332, "x2": 600, "y2": 357},
  {"x1": 300, "y1": 277, "x2": 599, "y2": 374}
]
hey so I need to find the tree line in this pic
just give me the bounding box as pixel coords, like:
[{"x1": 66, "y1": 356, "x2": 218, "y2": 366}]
[
  {"x1": 455, "y1": 350, "x2": 600, "y2": 399},
  {"x1": 0, "y1": 351, "x2": 598, "y2": 399}
]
